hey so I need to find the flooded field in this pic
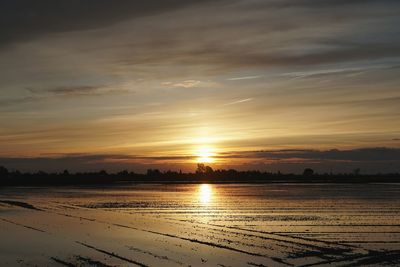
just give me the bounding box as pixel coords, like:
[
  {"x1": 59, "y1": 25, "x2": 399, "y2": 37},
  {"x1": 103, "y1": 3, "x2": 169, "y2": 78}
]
[{"x1": 0, "y1": 183, "x2": 399, "y2": 266}]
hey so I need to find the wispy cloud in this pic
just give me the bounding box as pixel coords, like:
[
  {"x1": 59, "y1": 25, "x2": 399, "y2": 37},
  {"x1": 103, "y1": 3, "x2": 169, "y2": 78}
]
[
  {"x1": 171, "y1": 80, "x2": 201, "y2": 88},
  {"x1": 26, "y1": 85, "x2": 130, "y2": 97},
  {"x1": 227, "y1": 75, "x2": 261, "y2": 81},
  {"x1": 223, "y1": 98, "x2": 253, "y2": 106},
  {"x1": 281, "y1": 64, "x2": 400, "y2": 79}
]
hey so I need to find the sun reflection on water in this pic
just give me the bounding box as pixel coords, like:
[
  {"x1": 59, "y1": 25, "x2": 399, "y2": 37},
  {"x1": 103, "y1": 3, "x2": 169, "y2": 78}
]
[{"x1": 198, "y1": 184, "x2": 213, "y2": 204}]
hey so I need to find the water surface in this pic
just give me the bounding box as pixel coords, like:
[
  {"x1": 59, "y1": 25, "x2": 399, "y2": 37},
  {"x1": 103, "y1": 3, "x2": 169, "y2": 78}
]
[{"x1": 0, "y1": 183, "x2": 399, "y2": 266}]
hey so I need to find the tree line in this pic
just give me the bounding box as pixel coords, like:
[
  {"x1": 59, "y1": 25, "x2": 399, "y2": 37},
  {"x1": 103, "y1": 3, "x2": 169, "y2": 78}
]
[{"x1": 0, "y1": 164, "x2": 399, "y2": 186}]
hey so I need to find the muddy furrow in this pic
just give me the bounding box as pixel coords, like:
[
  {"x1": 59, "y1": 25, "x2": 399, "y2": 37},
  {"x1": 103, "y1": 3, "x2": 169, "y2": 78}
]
[
  {"x1": 341, "y1": 250, "x2": 400, "y2": 267},
  {"x1": 76, "y1": 241, "x2": 149, "y2": 267},
  {"x1": 298, "y1": 249, "x2": 400, "y2": 267},
  {"x1": 75, "y1": 255, "x2": 115, "y2": 267},
  {"x1": 50, "y1": 257, "x2": 75, "y2": 267},
  {"x1": 0, "y1": 200, "x2": 41, "y2": 211},
  {"x1": 265, "y1": 224, "x2": 400, "y2": 227},
  {"x1": 126, "y1": 245, "x2": 184, "y2": 266},
  {"x1": 0, "y1": 217, "x2": 47, "y2": 233}
]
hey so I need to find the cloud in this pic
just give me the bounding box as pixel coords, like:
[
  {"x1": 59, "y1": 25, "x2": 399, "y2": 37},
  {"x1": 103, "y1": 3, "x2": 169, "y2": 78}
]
[
  {"x1": 228, "y1": 76, "x2": 261, "y2": 81},
  {"x1": 0, "y1": 154, "x2": 196, "y2": 173},
  {"x1": 0, "y1": 85, "x2": 129, "y2": 107},
  {"x1": 106, "y1": 4, "x2": 400, "y2": 71},
  {"x1": 0, "y1": 0, "x2": 219, "y2": 46},
  {"x1": 1, "y1": 148, "x2": 399, "y2": 173},
  {"x1": 46, "y1": 85, "x2": 130, "y2": 96},
  {"x1": 280, "y1": 67, "x2": 371, "y2": 79},
  {"x1": 46, "y1": 86, "x2": 101, "y2": 95},
  {"x1": 228, "y1": 148, "x2": 400, "y2": 162},
  {"x1": 171, "y1": 80, "x2": 201, "y2": 88},
  {"x1": 271, "y1": 0, "x2": 400, "y2": 8},
  {"x1": 223, "y1": 98, "x2": 253, "y2": 106},
  {"x1": 26, "y1": 85, "x2": 105, "y2": 96},
  {"x1": 220, "y1": 148, "x2": 400, "y2": 173},
  {"x1": 0, "y1": 96, "x2": 38, "y2": 106},
  {"x1": 218, "y1": 43, "x2": 400, "y2": 68}
]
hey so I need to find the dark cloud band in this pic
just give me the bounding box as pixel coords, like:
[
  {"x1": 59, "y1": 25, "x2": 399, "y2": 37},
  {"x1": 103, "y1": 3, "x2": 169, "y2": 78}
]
[
  {"x1": 0, "y1": 0, "x2": 217, "y2": 46},
  {"x1": 1, "y1": 147, "x2": 399, "y2": 173}
]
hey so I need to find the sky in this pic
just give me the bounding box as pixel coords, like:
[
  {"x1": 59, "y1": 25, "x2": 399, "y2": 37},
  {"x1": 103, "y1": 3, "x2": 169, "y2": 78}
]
[{"x1": 0, "y1": 0, "x2": 400, "y2": 173}]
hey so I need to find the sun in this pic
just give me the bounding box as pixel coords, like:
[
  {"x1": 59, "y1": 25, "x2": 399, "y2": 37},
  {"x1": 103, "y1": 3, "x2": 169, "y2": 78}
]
[{"x1": 195, "y1": 145, "x2": 216, "y2": 163}]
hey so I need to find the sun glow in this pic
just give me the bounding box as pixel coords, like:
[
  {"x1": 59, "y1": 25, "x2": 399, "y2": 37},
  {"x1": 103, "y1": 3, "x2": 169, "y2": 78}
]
[{"x1": 195, "y1": 145, "x2": 216, "y2": 163}]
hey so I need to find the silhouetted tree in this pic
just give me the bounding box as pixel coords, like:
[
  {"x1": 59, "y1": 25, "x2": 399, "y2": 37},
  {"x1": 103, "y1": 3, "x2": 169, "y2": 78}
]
[
  {"x1": 303, "y1": 168, "x2": 314, "y2": 176},
  {"x1": 118, "y1": 170, "x2": 129, "y2": 176},
  {"x1": 353, "y1": 168, "x2": 361, "y2": 175},
  {"x1": 205, "y1": 165, "x2": 214, "y2": 174},
  {"x1": 0, "y1": 166, "x2": 8, "y2": 178},
  {"x1": 147, "y1": 169, "x2": 161, "y2": 176},
  {"x1": 196, "y1": 163, "x2": 206, "y2": 174}
]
